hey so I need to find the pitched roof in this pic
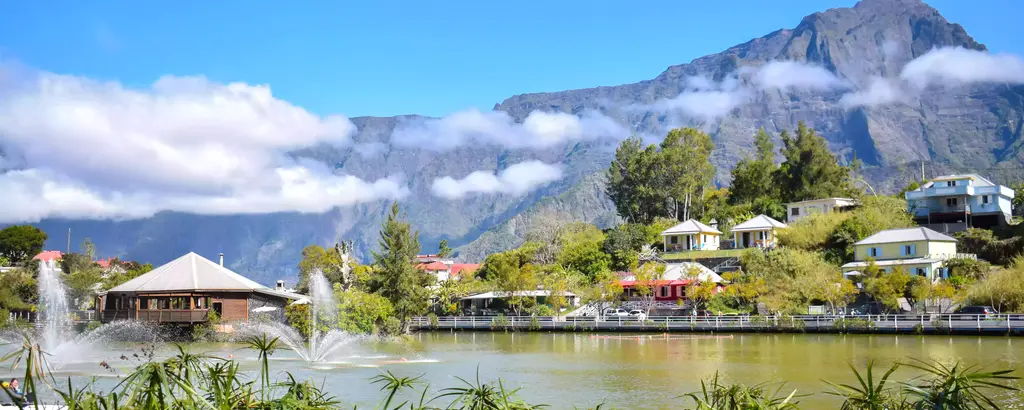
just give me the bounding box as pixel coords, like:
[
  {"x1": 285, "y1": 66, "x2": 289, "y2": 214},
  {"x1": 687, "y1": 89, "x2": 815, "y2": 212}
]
[
  {"x1": 661, "y1": 219, "x2": 722, "y2": 235},
  {"x1": 450, "y1": 263, "x2": 480, "y2": 277},
  {"x1": 731, "y1": 215, "x2": 788, "y2": 232},
  {"x1": 416, "y1": 261, "x2": 449, "y2": 271},
  {"x1": 33, "y1": 251, "x2": 63, "y2": 262},
  {"x1": 854, "y1": 227, "x2": 956, "y2": 246},
  {"x1": 619, "y1": 262, "x2": 724, "y2": 284},
  {"x1": 107, "y1": 252, "x2": 302, "y2": 299},
  {"x1": 923, "y1": 174, "x2": 995, "y2": 188}
]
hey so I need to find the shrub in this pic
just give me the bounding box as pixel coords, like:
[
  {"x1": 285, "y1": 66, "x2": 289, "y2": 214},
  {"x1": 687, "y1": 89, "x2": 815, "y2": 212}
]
[
  {"x1": 956, "y1": 228, "x2": 1024, "y2": 266},
  {"x1": 490, "y1": 314, "x2": 512, "y2": 331},
  {"x1": 381, "y1": 317, "x2": 402, "y2": 336},
  {"x1": 528, "y1": 316, "x2": 541, "y2": 331},
  {"x1": 427, "y1": 313, "x2": 439, "y2": 329}
]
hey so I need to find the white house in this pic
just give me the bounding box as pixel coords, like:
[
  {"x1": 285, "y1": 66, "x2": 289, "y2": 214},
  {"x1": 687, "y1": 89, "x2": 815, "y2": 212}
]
[
  {"x1": 905, "y1": 174, "x2": 1015, "y2": 231},
  {"x1": 730, "y1": 214, "x2": 787, "y2": 249},
  {"x1": 661, "y1": 219, "x2": 721, "y2": 252},
  {"x1": 784, "y1": 197, "x2": 857, "y2": 223}
]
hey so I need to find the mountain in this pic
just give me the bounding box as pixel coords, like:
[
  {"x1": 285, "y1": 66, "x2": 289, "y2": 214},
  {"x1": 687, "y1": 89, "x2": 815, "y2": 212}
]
[{"x1": 33, "y1": 0, "x2": 1024, "y2": 284}]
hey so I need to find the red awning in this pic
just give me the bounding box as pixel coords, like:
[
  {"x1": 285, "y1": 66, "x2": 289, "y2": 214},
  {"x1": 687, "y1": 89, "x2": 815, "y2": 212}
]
[{"x1": 618, "y1": 279, "x2": 692, "y2": 288}]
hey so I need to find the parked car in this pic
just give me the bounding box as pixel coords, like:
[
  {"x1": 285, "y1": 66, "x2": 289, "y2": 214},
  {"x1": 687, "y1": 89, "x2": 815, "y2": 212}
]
[
  {"x1": 604, "y1": 308, "x2": 629, "y2": 317},
  {"x1": 628, "y1": 309, "x2": 647, "y2": 320},
  {"x1": 953, "y1": 306, "x2": 998, "y2": 317}
]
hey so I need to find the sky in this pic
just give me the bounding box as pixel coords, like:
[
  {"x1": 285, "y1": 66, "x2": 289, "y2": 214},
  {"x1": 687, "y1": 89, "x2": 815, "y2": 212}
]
[
  {"x1": 1, "y1": 0, "x2": 1022, "y2": 118},
  {"x1": 1, "y1": 0, "x2": 1024, "y2": 224}
]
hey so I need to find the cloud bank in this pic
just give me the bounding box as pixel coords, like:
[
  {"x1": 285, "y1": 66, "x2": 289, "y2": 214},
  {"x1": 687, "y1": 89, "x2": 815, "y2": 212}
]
[
  {"x1": 431, "y1": 160, "x2": 562, "y2": 199},
  {"x1": 0, "y1": 69, "x2": 407, "y2": 223},
  {"x1": 840, "y1": 47, "x2": 1024, "y2": 109},
  {"x1": 391, "y1": 108, "x2": 629, "y2": 152}
]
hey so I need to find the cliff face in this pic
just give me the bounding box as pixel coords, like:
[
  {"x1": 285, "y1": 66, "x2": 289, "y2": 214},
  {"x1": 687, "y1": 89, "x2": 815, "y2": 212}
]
[{"x1": 34, "y1": 0, "x2": 1024, "y2": 283}]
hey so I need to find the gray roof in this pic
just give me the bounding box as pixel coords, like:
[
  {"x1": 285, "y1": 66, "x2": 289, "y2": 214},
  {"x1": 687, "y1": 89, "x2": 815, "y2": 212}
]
[
  {"x1": 854, "y1": 227, "x2": 956, "y2": 246},
  {"x1": 662, "y1": 219, "x2": 722, "y2": 235},
  {"x1": 731, "y1": 215, "x2": 788, "y2": 232},
  {"x1": 922, "y1": 174, "x2": 995, "y2": 188},
  {"x1": 107, "y1": 252, "x2": 303, "y2": 299}
]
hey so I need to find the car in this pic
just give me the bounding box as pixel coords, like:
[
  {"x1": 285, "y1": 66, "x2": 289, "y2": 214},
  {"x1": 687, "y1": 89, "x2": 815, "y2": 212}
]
[
  {"x1": 628, "y1": 309, "x2": 647, "y2": 319},
  {"x1": 954, "y1": 306, "x2": 998, "y2": 316},
  {"x1": 604, "y1": 308, "x2": 629, "y2": 317}
]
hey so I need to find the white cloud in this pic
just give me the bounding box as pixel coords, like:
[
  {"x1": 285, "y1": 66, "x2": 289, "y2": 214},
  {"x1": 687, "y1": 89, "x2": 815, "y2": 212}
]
[
  {"x1": 839, "y1": 77, "x2": 902, "y2": 109},
  {"x1": 0, "y1": 68, "x2": 407, "y2": 223},
  {"x1": 750, "y1": 61, "x2": 846, "y2": 91},
  {"x1": 651, "y1": 90, "x2": 750, "y2": 121},
  {"x1": 901, "y1": 47, "x2": 1024, "y2": 89},
  {"x1": 431, "y1": 160, "x2": 562, "y2": 199},
  {"x1": 390, "y1": 108, "x2": 628, "y2": 151},
  {"x1": 352, "y1": 142, "x2": 389, "y2": 158},
  {"x1": 882, "y1": 40, "x2": 901, "y2": 58}
]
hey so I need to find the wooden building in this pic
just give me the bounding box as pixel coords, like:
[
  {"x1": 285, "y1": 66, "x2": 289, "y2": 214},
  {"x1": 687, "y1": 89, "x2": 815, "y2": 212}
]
[{"x1": 96, "y1": 252, "x2": 303, "y2": 325}]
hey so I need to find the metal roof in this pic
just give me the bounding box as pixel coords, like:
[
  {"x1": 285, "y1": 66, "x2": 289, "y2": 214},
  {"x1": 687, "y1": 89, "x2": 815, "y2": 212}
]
[
  {"x1": 107, "y1": 252, "x2": 302, "y2": 299},
  {"x1": 661, "y1": 219, "x2": 722, "y2": 235},
  {"x1": 922, "y1": 174, "x2": 995, "y2": 188},
  {"x1": 841, "y1": 257, "x2": 943, "y2": 268},
  {"x1": 460, "y1": 290, "x2": 577, "y2": 300},
  {"x1": 854, "y1": 227, "x2": 956, "y2": 246},
  {"x1": 730, "y1": 214, "x2": 788, "y2": 232},
  {"x1": 619, "y1": 262, "x2": 724, "y2": 284}
]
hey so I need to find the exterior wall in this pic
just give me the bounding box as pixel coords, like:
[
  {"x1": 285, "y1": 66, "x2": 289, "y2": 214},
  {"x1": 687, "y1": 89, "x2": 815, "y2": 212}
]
[
  {"x1": 925, "y1": 241, "x2": 957, "y2": 257},
  {"x1": 663, "y1": 233, "x2": 720, "y2": 252},
  {"x1": 785, "y1": 199, "x2": 855, "y2": 223},
  {"x1": 854, "y1": 240, "x2": 958, "y2": 262},
  {"x1": 214, "y1": 294, "x2": 249, "y2": 322},
  {"x1": 906, "y1": 179, "x2": 1014, "y2": 219},
  {"x1": 841, "y1": 261, "x2": 945, "y2": 280},
  {"x1": 733, "y1": 229, "x2": 776, "y2": 249},
  {"x1": 248, "y1": 293, "x2": 288, "y2": 323}
]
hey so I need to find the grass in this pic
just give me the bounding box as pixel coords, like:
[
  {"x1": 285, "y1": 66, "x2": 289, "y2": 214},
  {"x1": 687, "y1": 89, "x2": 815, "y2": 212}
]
[{"x1": 662, "y1": 249, "x2": 747, "y2": 260}]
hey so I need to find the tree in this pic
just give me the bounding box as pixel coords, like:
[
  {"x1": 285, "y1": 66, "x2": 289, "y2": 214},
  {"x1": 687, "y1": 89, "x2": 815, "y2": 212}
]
[
  {"x1": 686, "y1": 281, "x2": 718, "y2": 312},
  {"x1": 437, "y1": 239, "x2": 453, "y2": 259},
  {"x1": 717, "y1": 271, "x2": 766, "y2": 312},
  {"x1": 632, "y1": 262, "x2": 665, "y2": 316},
  {"x1": 334, "y1": 286, "x2": 394, "y2": 335},
  {"x1": 864, "y1": 265, "x2": 913, "y2": 313},
  {"x1": 81, "y1": 237, "x2": 96, "y2": 260},
  {"x1": 775, "y1": 122, "x2": 856, "y2": 202},
  {"x1": 434, "y1": 279, "x2": 468, "y2": 316},
  {"x1": 297, "y1": 243, "x2": 354, "y2": 293},
  {"x1": 660, "y1": 128, "x2": 716, "y2": 220},
  {"x1": 729, "y1": 128, "x2": 778, "y2": 206},
  {"x1": 478, "y1": 246, "x2": 538, "y2": 315},
  {"x1": 606, "y1": 136, "x2": 664, "y2": 224},
  {"x1": 367, "y1": 203, "x2": 432, "y2": 333},
  {"x1": 0, "y1": 225, "x2": 47, "y2": 265}
]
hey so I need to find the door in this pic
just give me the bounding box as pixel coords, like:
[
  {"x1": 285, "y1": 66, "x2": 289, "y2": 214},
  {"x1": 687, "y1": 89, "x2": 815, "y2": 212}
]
[
  {"x1": 212, "y1": 302, "x2": 223, "y2": 318},
  {"x1": 742, "y1": 232, "x2": 750, "y2": 248}
]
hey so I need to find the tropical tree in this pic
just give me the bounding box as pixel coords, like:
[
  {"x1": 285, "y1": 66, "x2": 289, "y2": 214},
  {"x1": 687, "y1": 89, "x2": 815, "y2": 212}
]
[
  {"x1": 660, "y1": 127, "x2": 716, "y2": 220},
  {"x1": 437, "y1": 239, "x2": 453, "y2": 259},
  {"x1": 367, "y1": 203, "x2": 433, "y2": 333},
  {"x1": 729, "y1": 128, "x2": 779, "y2": 206},
  {"x1": 632, "y1": 262, "x2": 665, "y2": 316},
  {"x1": 0, "y1": 225, "x2": 47, "y2": 265},
  {"x1": 775, "y1": 122, "x2": 856, "y2": 202},
  {"x1": 296, "y1": 243, "x2": 353, "y2": 293}
]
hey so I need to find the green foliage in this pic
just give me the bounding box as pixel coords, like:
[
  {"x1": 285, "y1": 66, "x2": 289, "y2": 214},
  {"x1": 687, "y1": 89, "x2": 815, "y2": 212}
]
[
  {"x1": 367, "y1": 203, "x2": 433, "y2": 334},
  {"x1": 434, "y1": 278, "x2": 469, "y2": 315},
  {"x1": 334, "y1": 287, "x2": 395, "y2": 335},
  {"x1": 601, "y1": 223, "x2": 655, "y2": 271},
  {"x1": 477, "y1": 246, "x2": 538, "y2": 314},
  {"x1": 775, "y1": 122, "x2": 857, "y2": 202},
  {"x1": 863, "y1": 264, "x2": 913, "y2": 313},
  {"x1": 0, "y1": 256, "x2": 9, "y2": 267},
  {"x1": 556, "y1": 240, "x2": 611, "y2": 282},
  {"x1": 0, "y1": 268, "x2": 35, "y2": 311},
  {"x1": 65, "y1": 266, "x2": 103, "y2": 309},
  {"x1": 285, "y1": 303, "x2": 313, "y2": 339},
  {"x1": 966, "y1": 257, "x2": 1024, "y2": 313},
  {"x1": 778, "y1": 197, "x2": 913, "y2": 263},
  {"x1": 742, "y1": 248, "x2": 855, "y2": 314},
  {"x1": 729, "y1": 128, "x2": 779, "y2": 206},
  {"x1": 101, "y1": 260, "x2": 154, "y2": 290},
  {"x1": 956, "y1": 228, "x2": 1024, "y2": 266},
  {"x1": 605, "y1": 128, "x2": 715, "y2": 224},
  {"x1": 684, "y1": 372, "x2": 800, "y2": 410},
  {"x1": 437, "y1": 239, "x2": 453, "y2": 258},
  {"x1": 0, "y1": 225, "x2": 47, "y2": 265},
  {"x1": 297, "y1": 244, "x2": 352, "y2": 293},
  {"x1": 190, "y1": 310, "x2": 221, "y2": 342}
]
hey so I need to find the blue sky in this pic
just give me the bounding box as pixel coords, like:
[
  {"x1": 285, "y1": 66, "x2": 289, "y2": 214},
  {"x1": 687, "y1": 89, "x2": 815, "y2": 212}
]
[{"x1": 1, "y1": 0, "x2": 1021, "y2": 118}]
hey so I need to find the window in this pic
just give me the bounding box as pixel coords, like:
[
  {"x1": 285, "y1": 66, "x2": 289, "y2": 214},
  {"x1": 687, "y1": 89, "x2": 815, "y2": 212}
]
[
  {"x1": 946, "y1": 180, "x2": 956, "y2": 187},
  {"x1": 982, "y1": 195, "x2": 990, "y2": 205},
  {"x1": 670, "y1": 236, "x2": 678, "y2": 244},
  {"x1": 791, "y1": 207, "x2": 800, "y2": 216},
  {"x1": 915, "y1": 267, "x2": 927, "y2": 276},
  {"x1": 659, "y1": 286, "x2": 671, "y2": 298},
  {"x1": 901, "y1": 244, "x2": 916, "y2": 256},
  {"x1": 946, "y1": 198, "x2": 958, "y2": 207},
  {"x1": 868, "y1": 247, "x2": 881, "y2": 258}
]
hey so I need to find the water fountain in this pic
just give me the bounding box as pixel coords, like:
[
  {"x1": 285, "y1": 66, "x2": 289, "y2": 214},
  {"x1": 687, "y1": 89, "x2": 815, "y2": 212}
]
[
  {"x1": 236, "y1": 269, "x2": 361, "y2": 363},
  {"x1": 1, "y1": 259, "x2": 158, "y2": 369}
]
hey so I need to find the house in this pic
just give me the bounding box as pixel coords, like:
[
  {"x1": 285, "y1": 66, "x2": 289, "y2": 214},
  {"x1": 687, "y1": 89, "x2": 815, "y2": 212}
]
[
  {"x1": 417, "y1": 261, "x2": 451, "y2": 283},
  {"x1": 784, "y1": 198, "x2": 857, "y2": 223},
  {"x1": 730, "y1": 215, "x2": 787, "y2": 249},
  {"x1": 661, "y1": 219, "x2": 722, "y2": 252},
  {"x1": 96, "y1": 252, "x2": 304, "y2": 325},
  {"x1": 449, "y1": 263, "x2": 480, "y2": 280},
  {"x1": 618, "y1": 262, "x2": 725, "y2": 304},
  {"x1": 905, "y1": 174, "x2": 1015, "y2": 231},
  {"x1": 459, "y1": 290, "x2": 579, "y2": 313},
  {"x1": 840, "y1": 227, "x2": 974, "y2": 281}
]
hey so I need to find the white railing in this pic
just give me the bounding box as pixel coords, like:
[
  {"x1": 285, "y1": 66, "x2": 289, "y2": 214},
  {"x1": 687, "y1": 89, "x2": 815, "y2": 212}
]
[{"x1": 411, "y1": 314, "x2": 1024, "y2": 333}]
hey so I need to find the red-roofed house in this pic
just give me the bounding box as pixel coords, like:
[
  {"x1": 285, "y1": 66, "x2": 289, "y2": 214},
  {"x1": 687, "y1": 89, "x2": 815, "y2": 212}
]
[
  {"x1": 417, "y1": 261, "x2": 451, "y2": 283},
  {"x1": 449, "y1": 263, "x2": 480, "y2": 280},
  {"x1": 33, "y1": 250, "x2": 64, "y2": 263}
]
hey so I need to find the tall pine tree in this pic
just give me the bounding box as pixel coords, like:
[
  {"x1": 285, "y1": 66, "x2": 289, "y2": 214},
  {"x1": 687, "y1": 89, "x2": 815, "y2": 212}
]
[
  {"x1": 775, "y1": 122, "x2": 856, "y2": 201},
  {"x1": 728, "y1": 127, "x2": 777, "y2": 205},
  {"x1": 368, "y1": 203, "x2": 432, "y2": 333}
]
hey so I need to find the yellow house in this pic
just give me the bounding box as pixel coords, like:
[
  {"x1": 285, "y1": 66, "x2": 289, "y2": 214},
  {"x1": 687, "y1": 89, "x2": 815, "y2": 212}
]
[
  {"x1": 840, "y1": 227, "x2": 968, "y2": 281},
  {"x1": 661, "y1": 219, "x2": 721, "y2": 252},
  {"x1": 730, "y1": 214, "x2": 787, "y2": 249}
]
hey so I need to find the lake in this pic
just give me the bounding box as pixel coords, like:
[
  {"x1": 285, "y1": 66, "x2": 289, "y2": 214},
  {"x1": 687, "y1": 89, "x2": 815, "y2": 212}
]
[{"x1": 6, "y1": 332, "x2": 1024, "y2": 408}]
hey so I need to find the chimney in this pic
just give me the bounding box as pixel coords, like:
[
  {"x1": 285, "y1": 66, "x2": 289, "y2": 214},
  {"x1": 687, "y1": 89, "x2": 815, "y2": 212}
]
[
  {"x1": 219, "y1": 253, "x2": 224, "y2": 267},
  {"x1": 276, "y1": 280, "x2": 285, "y2": 291}
]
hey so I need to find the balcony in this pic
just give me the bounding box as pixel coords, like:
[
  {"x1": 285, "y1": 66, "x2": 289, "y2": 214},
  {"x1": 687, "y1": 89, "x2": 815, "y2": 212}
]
[
  {"x1": 905, "y1": 185, "x2": 974, "y2": 200},
  {"x1": 101, "y1": 309, "x2": 210, "y2": 323}
]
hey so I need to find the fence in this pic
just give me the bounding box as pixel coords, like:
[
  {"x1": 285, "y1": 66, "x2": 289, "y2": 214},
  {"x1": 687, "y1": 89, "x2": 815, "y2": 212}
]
[
  {"x1": 8, "y1": 310, "x2": 96, "y2": 323},
  {"x1": 410, "y1": 314, "x2": 1024, "y2": 335}
]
